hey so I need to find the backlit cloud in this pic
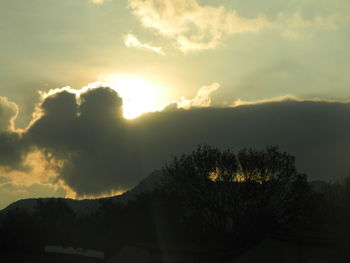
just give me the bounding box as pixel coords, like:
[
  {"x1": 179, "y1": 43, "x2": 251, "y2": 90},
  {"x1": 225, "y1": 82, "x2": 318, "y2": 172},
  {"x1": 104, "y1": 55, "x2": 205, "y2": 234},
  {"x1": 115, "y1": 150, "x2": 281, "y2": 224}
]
[
  {"x1": 0, "y1": 96, "x2": 19, "y2": 132},
  {"x1": 128, "y1": 0, "x2": 267, "y2": 53},
  {"x1": 90, "y1": 0, "x2": 110, "y2": 4},
  {"x1": 127, "y1": 0, "x2": 348, "y2": 51},
  {"x1": 1, "y1": 85, "x2": 350, "y2": 203},
  {"x1": 172, "y1": 82, "x2": 220, "y2": 109},
  {"x1": 124, "y1": 33, "x2": 165, "y2": 55},
  {"x1": 232, "y1": 95, "x2": 350, "y2": 107},
  {"x1": 0, "y1": 150, "x2": 62, "y2": 188}
]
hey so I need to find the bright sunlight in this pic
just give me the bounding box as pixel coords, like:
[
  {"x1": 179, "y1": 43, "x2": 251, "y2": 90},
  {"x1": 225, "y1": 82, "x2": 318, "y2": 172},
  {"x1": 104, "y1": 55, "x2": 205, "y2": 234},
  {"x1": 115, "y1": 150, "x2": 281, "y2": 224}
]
[{"x1": 100, "y1": 74, "x2": 167, "y2": 119}]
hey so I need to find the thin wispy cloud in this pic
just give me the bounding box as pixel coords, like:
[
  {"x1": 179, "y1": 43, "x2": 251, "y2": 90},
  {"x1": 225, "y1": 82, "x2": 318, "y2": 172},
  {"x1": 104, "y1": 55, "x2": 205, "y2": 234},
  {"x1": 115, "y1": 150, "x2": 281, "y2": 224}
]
[
  {"x1": 232, "y1": 95, "x2": 350, "y2": 107},
  {"x1": 90, "y1": 0, "x2": 110, "y2": 4},
  {"x1": 127, "y1": 0, "x2": 347, "y2": 52},
  {"x1": 128, "y1": 0, "x2": 267, "y2": 53},
  {"x1": 123, "y1": 34, "x2": 165, "y2": 55},
  {"x1": 277, "y1": 12, "x2": 338, "y2": 39}
]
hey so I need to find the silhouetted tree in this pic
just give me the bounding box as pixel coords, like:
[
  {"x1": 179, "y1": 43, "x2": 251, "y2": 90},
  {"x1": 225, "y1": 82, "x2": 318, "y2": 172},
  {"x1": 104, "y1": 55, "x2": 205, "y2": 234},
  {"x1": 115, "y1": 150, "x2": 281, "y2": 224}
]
[{"x1": 160, "y1": 145, "x2": 308, "y2": 243}]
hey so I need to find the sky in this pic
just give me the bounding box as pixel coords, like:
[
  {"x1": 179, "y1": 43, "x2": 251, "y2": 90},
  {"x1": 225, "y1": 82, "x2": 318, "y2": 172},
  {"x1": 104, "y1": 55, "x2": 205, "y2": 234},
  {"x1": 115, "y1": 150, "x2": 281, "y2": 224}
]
[{"x1": 0, "y1": 0, "x2": 350, "y2": 209}]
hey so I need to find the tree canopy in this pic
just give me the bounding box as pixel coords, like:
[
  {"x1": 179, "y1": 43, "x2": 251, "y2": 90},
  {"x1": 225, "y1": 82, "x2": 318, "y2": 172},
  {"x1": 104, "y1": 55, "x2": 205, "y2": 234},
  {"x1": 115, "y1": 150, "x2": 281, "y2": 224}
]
[{"x1": 160, "y1": 145, "x2": 309, "y2": 238}]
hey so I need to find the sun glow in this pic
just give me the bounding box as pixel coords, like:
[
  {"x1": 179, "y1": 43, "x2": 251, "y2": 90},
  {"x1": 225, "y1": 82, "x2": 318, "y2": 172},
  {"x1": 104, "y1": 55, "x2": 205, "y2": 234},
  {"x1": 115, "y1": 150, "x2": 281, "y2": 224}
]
[{"x1": 100, "y1": 74, "x2": 167, "y2": 119}]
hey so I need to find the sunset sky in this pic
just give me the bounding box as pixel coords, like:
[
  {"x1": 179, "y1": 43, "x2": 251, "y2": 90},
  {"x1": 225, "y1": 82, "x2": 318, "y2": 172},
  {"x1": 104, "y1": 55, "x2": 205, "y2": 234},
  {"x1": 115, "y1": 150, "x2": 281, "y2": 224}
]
[{"x1": 0, "y1": 0, "x2": 350, "y2": 209}]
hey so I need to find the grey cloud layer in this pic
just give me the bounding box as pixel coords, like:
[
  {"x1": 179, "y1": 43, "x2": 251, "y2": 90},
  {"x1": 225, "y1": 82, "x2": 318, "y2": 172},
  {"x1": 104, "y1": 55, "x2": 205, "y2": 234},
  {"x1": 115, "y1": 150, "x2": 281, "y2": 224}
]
[{"x1": 1, "y1": 87, "x2": 350, "y2": 197}]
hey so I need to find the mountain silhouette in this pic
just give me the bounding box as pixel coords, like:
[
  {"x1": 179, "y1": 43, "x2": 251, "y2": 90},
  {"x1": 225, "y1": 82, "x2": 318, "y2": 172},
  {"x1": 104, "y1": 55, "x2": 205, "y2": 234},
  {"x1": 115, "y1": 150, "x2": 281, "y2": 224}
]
[{"x1": 0, "y1": 170, "x2": 161, "y2": 215}]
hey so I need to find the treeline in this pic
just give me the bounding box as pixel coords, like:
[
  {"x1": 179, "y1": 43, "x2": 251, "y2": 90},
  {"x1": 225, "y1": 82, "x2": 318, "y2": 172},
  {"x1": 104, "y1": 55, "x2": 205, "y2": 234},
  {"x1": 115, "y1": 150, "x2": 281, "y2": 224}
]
[
  {"x1": 1, "y1": 145, "x2": 350, "y2": 260},
  {"x1": 0, "y1": 193, "x2": 182, "y2": 256}
]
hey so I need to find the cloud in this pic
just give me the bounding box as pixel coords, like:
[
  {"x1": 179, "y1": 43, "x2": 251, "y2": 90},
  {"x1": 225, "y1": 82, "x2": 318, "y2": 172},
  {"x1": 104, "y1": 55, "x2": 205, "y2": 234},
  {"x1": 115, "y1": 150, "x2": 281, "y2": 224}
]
[
  {"x1": 1, "y1": 85, "x2": 350, "y2": 200},
  {"x1": 0, "y1": 150, "x2": 62, "y2": 187},
  {"x1": 128, "y1": 0, "x2": 267, "y2": 53},
  {"x1": 0, "y1": 96, "x2": 19, "y2": 132},
  {"x1": 0, "y1": 97, "x2": 28, "y2": 169},
  {"x1": 90, "y1": 0, "x2": 111, "y2": 4},
  {"x1": 128, "y1": 0, "x2": 347, "y2": 51},
  {"x1": 231, "y1": 95, "x2": 349, "y2": 107},
  {"x1": 124, "y1": 34, "x2": 165, "y2": 55},
  {"x1": 277, "y1": 12, "x2": 338, "y2": 39},
  {"x1": 171, "y1": 82, "x2": 220, "y2": 109},
  {"x1": 132, "y1": 98, "x2": 350, "y2": 185},
  {"x1": 24, "y1": 86, "x2": 130, "y2": 195},
  {"x1": 233, "y1": 95, "x2": 302, "y2": 107},
  {"x1": 0, "y1": 132, "x2": 26, "y2": 169}
]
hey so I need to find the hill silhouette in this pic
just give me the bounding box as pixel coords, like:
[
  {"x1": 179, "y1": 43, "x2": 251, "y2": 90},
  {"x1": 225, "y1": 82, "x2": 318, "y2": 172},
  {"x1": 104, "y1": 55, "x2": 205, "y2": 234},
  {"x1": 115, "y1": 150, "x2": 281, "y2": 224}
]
[{"x1": 0, "y1": 170, "x2": 162, "y2": 215}]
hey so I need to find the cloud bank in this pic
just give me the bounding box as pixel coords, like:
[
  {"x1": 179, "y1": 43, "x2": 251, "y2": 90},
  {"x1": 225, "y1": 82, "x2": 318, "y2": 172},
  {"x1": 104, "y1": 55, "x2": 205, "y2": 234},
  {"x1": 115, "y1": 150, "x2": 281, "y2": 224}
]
[{"x1": 1, "y1": 85, "x2": 350, "y2": 200}]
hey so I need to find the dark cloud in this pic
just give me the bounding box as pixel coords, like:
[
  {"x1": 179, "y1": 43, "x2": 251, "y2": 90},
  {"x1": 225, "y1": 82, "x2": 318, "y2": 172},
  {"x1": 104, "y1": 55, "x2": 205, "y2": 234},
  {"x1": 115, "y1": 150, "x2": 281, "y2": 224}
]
[
  {"x1": 26, "y1": 91, "x2": 78, "y2": 151},
  {"x1": 24, "y1": 87, "x2": 134, "y2": 195},
  {"x1": 128, "y1": 101, "x2": 350, "y2": 182},
  {"x1": 1, "y1": 86, "x2": 350, "y2": 198},
  {"x1": 0, "y1": 132, "x2": 24, "y2": 168},
  {"x1": 79, "y1": 87, "x2": 123, "y2": 121},
  {"x1": 0, "y1": 97, "x2": 28, "y2": 168}
]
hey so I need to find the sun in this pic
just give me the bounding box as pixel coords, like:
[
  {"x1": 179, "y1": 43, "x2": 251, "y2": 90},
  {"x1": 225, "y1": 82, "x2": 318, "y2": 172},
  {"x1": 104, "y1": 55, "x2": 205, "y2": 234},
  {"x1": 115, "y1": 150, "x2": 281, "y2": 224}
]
[{"x1": 100, "y1": 74, "x2": 167, "y2": 119}]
